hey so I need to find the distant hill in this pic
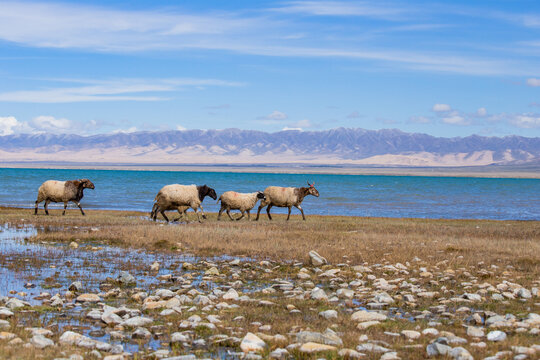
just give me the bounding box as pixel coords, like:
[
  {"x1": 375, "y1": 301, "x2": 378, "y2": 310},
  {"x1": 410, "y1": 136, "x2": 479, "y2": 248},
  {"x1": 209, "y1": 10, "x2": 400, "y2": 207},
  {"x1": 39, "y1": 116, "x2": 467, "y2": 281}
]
[{"x1": 1, "y1": 128, "x2": 539, "y2": 167}]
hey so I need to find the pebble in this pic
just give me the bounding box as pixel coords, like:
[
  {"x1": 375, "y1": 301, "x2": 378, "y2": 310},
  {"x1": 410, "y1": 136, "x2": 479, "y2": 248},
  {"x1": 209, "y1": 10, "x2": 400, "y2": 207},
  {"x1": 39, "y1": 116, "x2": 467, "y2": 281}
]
[{"x1": 486, "y1": 330, "x2": 507, "y2": 342}]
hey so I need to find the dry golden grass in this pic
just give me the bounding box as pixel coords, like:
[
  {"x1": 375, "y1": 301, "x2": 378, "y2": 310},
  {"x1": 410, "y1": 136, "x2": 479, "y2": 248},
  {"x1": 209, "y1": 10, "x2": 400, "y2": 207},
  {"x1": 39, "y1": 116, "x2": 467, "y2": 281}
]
[{"x1": 1, "y1": 206, "x2": 539, "y2": 281}]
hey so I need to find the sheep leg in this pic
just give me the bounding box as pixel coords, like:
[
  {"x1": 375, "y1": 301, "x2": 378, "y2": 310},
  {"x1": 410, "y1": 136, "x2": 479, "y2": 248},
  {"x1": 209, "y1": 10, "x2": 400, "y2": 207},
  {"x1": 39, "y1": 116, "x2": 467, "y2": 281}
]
[
  {"x1": 226, "y1": 209, "x2": 235, "y2": 221},
  {"x1": 34, "y1": 201, "x2": 40, "y2": 215},
  {"x1": 172, "y1": 208, "x2": 185, "y2": 222},
  {"x1": 62, "y1": 202, "x2": 68, "y2": 215},
  {"x1": 255, "y1": 204, "x2": 265, "y2": 221},
  {"x1": 76, "y1": 202, "x2": 86, "y2": 216},
  {"x1": 44, "y1": 200, "x2": 50, "y2": 215},
  {"x1": 286, "y1": 206, "x2": 292, "y2": 221},
  {"x1": 247, "y1": 210, "x2": 251, "y2": 221},
  {"x1": 266, "y1": 204, "x2": 273, "y2": 220},
  {"x1": 192, "y1": 206, "x2": 203, "y2": 223},
  {"x1": 150, "y1": 203, "x2": 158, "y2": 220},
  {"x1": 295, "y1": 205, "x2": 306, "y2": 220},
  {"x1": 199, "y1": 205, "x2": 207, "y2": 220},
  {"x1": 236, "y1": 210, "x2": 245, "y2": 221},
  {"x1": 217, "y1": 206, "x2": 225, "y2": 220},
  {"x1": 160, "y1": 210, "x2": 170, "y2": 223}
]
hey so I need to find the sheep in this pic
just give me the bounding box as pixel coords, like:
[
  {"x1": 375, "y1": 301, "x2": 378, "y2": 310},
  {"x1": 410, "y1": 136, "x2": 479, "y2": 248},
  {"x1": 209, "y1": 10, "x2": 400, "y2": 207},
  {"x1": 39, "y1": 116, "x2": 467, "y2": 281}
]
[
  {"x1": 255, "y1": 181, "x2": 319, "y2": 221},
  {"x1": 34, "y1": 179, "x2": 95, "y2": 216},
  {"x1": 150, "y1": 184, "x2": 217, "y2": 223},
  {"x1": 217, "y1": 191, "x2": 266, "y2": 221}
]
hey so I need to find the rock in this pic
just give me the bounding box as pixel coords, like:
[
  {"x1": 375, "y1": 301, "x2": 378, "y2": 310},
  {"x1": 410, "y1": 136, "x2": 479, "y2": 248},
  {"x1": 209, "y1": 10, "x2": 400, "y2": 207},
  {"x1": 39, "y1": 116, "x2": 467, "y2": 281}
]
[
  {"x1": 338, "y1": 349, "x2": 364, "y2": 359},
  {"x1": 449, "y1": 347, "x2": 473, "y2": 360},
  {"x1": 132, "y1": 327, "x2": 152, "y2": 339},
  {"x1": 487, "y1": 330, "x2": 507, "y2": 342},
  {"x1": 0, "y1": 332, "x2": 17, "y2": 340},
  {"x1": 336, "y1": 289, "x2": 354, "y2": 299},
  {"x1": 69, "y1": 241, "x2": 79, "y2": 249},
  {"x1": 319, "y1": 310, "x2": 338, "y2": 320},
  {"x1": 356, "y1": 343, "x2": 391, "y2": 353},
  {"x1": 205, "y1": 267, "x2": 219, "y2": 276},
  {"x1": 117, "y1": 271, "x2": 136, "y2": 286},
  {"x1": 100, "y1": 312, "x2": 122, "y2": 325},
  {"x1": 223, "y1": 288, "x2": 239, "y2": 300},
  {"x1": 517, "y1": 288, "x2": 532, "y2": 299},
  {"x1": 299, "y1": 342, "x2": 337, "y2": 353},
  {"x1": 5, "y1": 298, "x2": 26, "y2": 309},
  {"x1": 0, "y1": 308, "x2": 14, "y2": 319},
  {"x1": 463, "y1": 293, "x2": 482, "y2": 302},
  {"x1": 121, "y1": 316, "x2": 153, "y2": 327},
  {"x1": 171, "y1": 332, "x2": 189, "y2": 343},
  {"x1": 269, "y1": 348, "x2": 289, "y2": 359},
  {"x1": 68, "y1": 281, "x2": 82, "y2": 292},
  {"x1": 309, "y1": 250, "x2": 327, "y2": 266},
  {"x1": 524, "y1": 313, "x2": 540, "y2": 326},
  {"x1": 351, "y1": 310, "x2": 387, "y2": 322},
  {"x1": 296, "y1": 328, "x2": 342, "y2": 347},
  {"x1": 310, "y1": 287, "x2": 328, "y2": 301},
  {"x1": 426, "y1": 342, "x2": 452, "y2": 357},
  {"x1": 155, "y1": 289, "x2": 175, "y2": 299},
  {"x1": 422, "y1": 328, "x2": 439, "y2": 336},
  {"x1": 356, "y1": 321, "x2": 380, "y2": 330},
  {"x1": 150, "y1": 262, "x2": 160, "y2": 271},
  {"x1": 30, "y1": 334, "x2": 54, "y2": 348},
  {"x1": 373, "y1": 292, "x2": 394, "y2": 304},
  {"x1": 466, "y1": 326, "x2": 484, "y2": 338},
  {"x1": 401, "y1": 330, "x2": 421, "y2": 340},
  {"x1": 380, "y1": 352, "x2": 400, "y2": 360},
  {"x1": 76, "y1": 293, "x2": 101, "y2": 303},
  {"x1": 240, "y1": 332, "x2": 267, "y2": 353}
]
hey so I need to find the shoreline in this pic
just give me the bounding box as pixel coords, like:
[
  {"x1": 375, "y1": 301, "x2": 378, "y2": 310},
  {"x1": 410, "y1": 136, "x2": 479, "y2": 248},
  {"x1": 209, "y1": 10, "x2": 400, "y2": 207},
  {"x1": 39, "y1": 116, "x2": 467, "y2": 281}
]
[{"x1": 2, "y1": 162, "x2": 540, "y2": 179}]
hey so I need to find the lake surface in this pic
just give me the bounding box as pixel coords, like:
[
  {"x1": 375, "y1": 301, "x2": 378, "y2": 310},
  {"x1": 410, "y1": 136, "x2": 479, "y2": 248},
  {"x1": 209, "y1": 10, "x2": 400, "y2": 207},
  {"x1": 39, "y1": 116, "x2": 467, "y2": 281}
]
[{"x1": 0, "y1": 167, "x2": 538, "y2": 220}]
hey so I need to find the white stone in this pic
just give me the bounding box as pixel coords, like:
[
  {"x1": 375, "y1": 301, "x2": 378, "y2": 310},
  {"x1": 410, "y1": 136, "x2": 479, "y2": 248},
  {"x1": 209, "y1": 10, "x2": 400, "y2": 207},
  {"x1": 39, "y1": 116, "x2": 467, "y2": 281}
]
[
  {"x1": 487, "y1": 330, "x2": 507, "y2": 342},
  {"x1": 240, "y1": 332, "x2": 267, "y2": 353},
  {"x1": 351, "y1": 310, "x2": 387, "y2": 322}
]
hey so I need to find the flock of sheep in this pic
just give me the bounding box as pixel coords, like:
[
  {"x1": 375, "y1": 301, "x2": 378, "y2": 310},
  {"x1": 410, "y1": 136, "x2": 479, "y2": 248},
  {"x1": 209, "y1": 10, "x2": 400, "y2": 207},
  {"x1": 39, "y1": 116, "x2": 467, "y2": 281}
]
[{"x1": 34, "y1": 179, "x2": 320, "y2": 221}]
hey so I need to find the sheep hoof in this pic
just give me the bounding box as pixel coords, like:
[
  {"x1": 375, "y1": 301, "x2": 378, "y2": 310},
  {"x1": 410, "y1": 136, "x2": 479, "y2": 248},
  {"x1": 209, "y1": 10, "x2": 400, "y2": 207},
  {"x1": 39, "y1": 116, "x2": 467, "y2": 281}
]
[{"x1": 202, "y1": 214, "x2": 207, "y2": 220}]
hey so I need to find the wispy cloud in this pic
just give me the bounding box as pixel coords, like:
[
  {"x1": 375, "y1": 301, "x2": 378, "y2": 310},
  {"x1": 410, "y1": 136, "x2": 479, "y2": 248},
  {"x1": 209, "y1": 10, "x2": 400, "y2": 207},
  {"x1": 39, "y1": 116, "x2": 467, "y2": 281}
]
[
  {"x1": 0, "y1": 1, "x2": 535, "y2": 77},
  {"x1": 271, "y1": 1, "x2": 408, "y2": 20},
  {"x1": 0, "y1": 78, "x2": 242, "y2": 103}
]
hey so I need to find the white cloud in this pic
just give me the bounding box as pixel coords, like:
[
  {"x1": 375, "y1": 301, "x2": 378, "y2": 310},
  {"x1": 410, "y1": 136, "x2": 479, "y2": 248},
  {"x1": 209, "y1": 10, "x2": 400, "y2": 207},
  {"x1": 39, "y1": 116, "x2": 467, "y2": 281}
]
[
  {"x1": 0, "y1": 116, "x2": 21, "y2": 135},
  {"x1": 526, "y1": 78, "x2": 540, "y2": 87},
  {"x1": 32, "y1": 115, "x2": 72, "y2": 132},
  {"x1": 477, "y1": 107, "x2": 487, "y2": 116},
  {"x1": 442, "y1": 115, "x2": 470, "y2": 125},
  {"x1": 510, "y1": 114, "x2": 540, "y2": 128},
  {"x1": 257, "y1": 110, "x2": 288, "y2": 121},
  {"x1": 272, "y1": 1, "x2": 406, "y2": 19},
  {"x1": 289, "y1": 119, "x2": 312, "y2": 128},
  {"x1": 282, "y1": 127, "x2": 302, "y2": 131},
  {"x1": 176, "y1": 125, "x2": 187, "y2": 131},
  {"x1": 0, "y1": 78, "x2": 242, "y2": 103},
  {"x1": 111, "y1": 127, "x2": 138, "y2": 134},
  {"x1": 432, "y1": 103, "x2": 451, "y2": 112},
  {"x1": 0, "y1": 2, "x2": 530, "y2": 77}
]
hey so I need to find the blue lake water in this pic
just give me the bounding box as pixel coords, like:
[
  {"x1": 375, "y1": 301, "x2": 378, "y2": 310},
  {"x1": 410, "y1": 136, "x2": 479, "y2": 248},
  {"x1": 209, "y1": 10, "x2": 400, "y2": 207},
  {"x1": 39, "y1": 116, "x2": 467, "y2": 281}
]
[{"x1": 0, "y1": 167, "x2": 538, "y2": 220}]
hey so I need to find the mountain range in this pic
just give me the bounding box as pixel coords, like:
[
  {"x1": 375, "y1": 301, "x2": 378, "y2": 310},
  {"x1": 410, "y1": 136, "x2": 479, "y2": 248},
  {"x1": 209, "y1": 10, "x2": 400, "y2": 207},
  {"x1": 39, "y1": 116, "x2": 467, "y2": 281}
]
[{"x1": 1, "y1": 128, "x2": 539, "y2": 167}]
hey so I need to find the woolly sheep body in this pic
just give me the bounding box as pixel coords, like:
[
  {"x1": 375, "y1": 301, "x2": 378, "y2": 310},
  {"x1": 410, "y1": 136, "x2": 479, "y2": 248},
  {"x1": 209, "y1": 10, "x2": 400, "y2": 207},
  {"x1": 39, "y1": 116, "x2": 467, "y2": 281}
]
[
  {"x1": 154, "y1": 185, "x2": 201, "y2": 210},
  {"x1": 217, "y1": 191, "x2": 264, "y2": 221},
  {"x1": 261, "y1": 186, "x2": 299, "y2": 207},
  {"x1": 34, "y1": 179, "x2": 95, "y2": 216},
  {"x1": 256, "y1": 183, "x2": 319, "y2": 221},
  {"x1": 151, "y1": 184, "x2": 217, "y2": 222}
]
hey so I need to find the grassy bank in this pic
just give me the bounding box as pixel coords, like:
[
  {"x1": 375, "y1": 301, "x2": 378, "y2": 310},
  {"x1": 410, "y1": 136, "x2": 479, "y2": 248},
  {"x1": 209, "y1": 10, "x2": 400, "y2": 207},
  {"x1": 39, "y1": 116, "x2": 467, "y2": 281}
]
[{"x1": 2, "y1": 207, "x2": 538, "y2": 283}]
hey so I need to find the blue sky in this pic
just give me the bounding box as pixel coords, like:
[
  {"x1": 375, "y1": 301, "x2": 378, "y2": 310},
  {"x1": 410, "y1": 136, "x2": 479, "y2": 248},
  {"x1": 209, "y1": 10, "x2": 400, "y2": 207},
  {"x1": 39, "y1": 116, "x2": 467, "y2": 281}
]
[{"x1": 1, "y1": 0, "x2": 540, "y2": 137}]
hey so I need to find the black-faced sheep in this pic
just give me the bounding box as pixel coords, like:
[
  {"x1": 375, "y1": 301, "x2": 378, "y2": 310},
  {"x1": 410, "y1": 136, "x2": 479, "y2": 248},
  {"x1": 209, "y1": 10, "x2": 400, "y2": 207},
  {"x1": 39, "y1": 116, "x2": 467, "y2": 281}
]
[
  {"x1": 150, "y1": 184, "x2": 217, "y2": 223},
  {"x1": 217, "y1": 191, "x2": 265, "y2": 221},
  {"x1": 255, "y1": 181, "x2": 319, "y2": 221},
  {"x1": 34, "y1": 179, "x2": 95, "y2": 216}
]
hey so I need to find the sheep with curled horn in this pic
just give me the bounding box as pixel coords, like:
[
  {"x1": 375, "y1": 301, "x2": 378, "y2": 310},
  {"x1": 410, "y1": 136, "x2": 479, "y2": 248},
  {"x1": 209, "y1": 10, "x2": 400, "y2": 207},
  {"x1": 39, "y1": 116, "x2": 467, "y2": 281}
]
[
  {"x1": 255, "y1": 181, "x2": 319, "y2": 221},
  {"x1": 34, "y1": 179, "x2": 95, "y2": 216},
  {"x1": 217, "y1": 191, "x2": 266, "y2": 221},
  {"x1": 150, "y1": 184, "x2": 217, "y2": 223}
]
